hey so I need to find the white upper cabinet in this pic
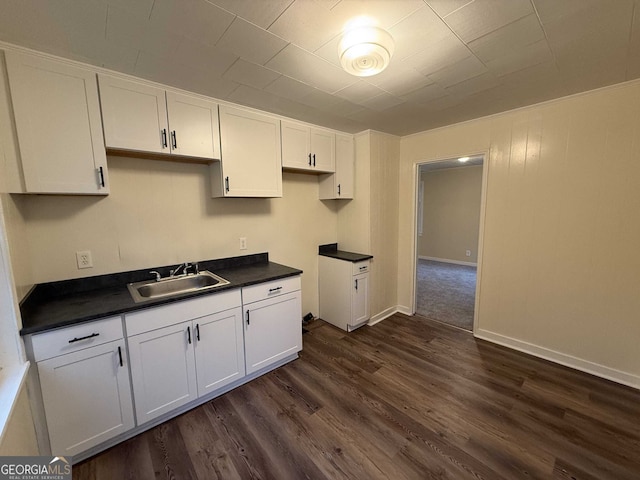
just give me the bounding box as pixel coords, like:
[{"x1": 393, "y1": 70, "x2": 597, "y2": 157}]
[
  {"x1": 98, "y1": 75, "x2": 220, "y2": 160},
  {"x1": 4, "y1": 51, "x2": 109, "y2": 194},
  {"x1": 212, "y1": 105, "x2": 282, "y2": 198},
  {"x1": 281, "y1": 121, "x2": 335, "y2": 173},
  {"x1": 319, "y1": 133, "x2": 354, "y2": 200},
  {"x1": 166, "y1": 92, "x2": 220, "y2": 159}
]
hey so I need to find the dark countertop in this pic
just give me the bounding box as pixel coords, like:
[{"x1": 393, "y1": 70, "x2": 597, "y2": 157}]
[
  {"x1": 20, "y1": 253, "x2": 302, "y2": 336},
  {"x1": 318, "y1": 243, "x2": 373, "y2": 263}
]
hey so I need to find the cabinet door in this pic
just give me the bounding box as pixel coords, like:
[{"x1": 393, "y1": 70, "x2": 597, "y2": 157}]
[
  {"x1": 98, "y1": 75, "x2": 169, "y2": 154},
  {"x1": 352, "y1": 273, "x2": 370, "y2": 328},
  {"x1": 215, "y1": 105, "x2": 282, "y2": 197},
  {"x1": 194, "y1": 307, "x2": 245, "y2": 397},
  {"x1": 5, "y1": 51, "x2": 109, "y2": 194},
  {"x1": 38, "y1": 340, "x2": 134, "y2": 456},
  {"x1": 245, "y1": 291, "x2": 302, "y2": 375},
  {"x1": 166, "y1": 92, "x2": 220, "y2": 159},
  {"x1": 310, "y1": 127, "x2": 335, "y2": 173},
  {"x1": 281, "y1": 121, "x2": 311, "y2": 170},
  {"x1": 128, "y1": 322, "x2": 197, "y2": 424},
  {"x1": 319, "y1": 133, "x2": 353, "y2": 199}
]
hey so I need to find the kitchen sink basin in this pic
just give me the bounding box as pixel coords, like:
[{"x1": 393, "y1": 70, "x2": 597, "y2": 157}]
[{"x1": 127, "y1": 270, "x2": 230, "y2": 303}]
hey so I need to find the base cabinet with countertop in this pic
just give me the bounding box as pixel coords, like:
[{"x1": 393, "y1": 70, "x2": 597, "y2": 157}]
[
  {"x1": 21, "y1": 255, "x2": 303, "y2": 463},
  {"x1": 125, "y1": 289, "x2": 243, "y2": 425},
  {"x1": 242, "y1": 276, "x2": 303, "y2": 374},
  {"x1": 319, "y1": 245, "x2": 372, "y2": 332},
  {"x1": 30, "y1": 317, "x2": 134, "y2": 457}
]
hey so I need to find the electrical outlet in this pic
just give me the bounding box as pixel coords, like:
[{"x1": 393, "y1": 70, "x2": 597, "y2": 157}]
[
  {"x1": 239, "y1": 237, "x2": 247, "y2": 250},
  {"x1": 465, "y1": 250, "x2": 471, "y2": 257},
  {"x1": 76, "y1": 250, "x2": 93, "y2": 269}
]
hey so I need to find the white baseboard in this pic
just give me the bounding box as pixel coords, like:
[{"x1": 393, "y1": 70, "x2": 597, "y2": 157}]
[
  {"x1": 475, "y1": 329, "x2": 640, "y2": 390},
  {"x1": 368, "y1": 306, "x2": 402, "y2": 326},
  {"x1": 419, "y1": 255, "x2": 477, "y2": 267}
]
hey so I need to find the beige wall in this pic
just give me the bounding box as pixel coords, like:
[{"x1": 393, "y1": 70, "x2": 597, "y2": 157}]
[
  {"x1": 0, "y1": 384, "x2": 38, "y2": 456},
  {"x1": 400, "y1": 81, "x2": 640, "y2": 384},
  {"x1": 418, "y1": 165, "x2": 482, "y2": 263},
  {"x1": 1, "y1": 194, "x2": 31, "y2": 302},
  {"x1": 11, "y1": 156, "x2": 339, "y2": 317}
]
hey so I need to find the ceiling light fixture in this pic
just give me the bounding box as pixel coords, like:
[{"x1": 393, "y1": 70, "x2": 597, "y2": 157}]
[
  {"x1": 339, "y1": 26, "x2": 394, "y2": 77},
  {"x1": 458, "y1": 156, "x2": 470, "y2": 163}
]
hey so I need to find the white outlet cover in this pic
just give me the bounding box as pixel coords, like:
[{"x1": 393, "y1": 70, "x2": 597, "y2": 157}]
[{"x1": 76, "y1": 250, "x2": 93, "y2": 269}]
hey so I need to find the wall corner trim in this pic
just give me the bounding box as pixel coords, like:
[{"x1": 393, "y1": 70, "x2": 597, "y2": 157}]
[{"x1": 475, "y1": 329, "x2": 640, "y2": 391}]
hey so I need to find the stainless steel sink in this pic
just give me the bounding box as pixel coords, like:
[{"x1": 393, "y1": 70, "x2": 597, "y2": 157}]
[{"x1": 127, "y1": 271, "x2": 230, "y2": 303}]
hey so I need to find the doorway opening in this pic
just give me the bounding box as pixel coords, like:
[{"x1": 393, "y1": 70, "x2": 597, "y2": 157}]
[{"x1": 414, "y1": 155, "x2": 485, "y2": 331}]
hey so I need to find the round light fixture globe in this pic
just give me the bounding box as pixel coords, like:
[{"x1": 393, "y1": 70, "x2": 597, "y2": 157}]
[{"x1": 339, "y1": 26, "x2": 394, "y2": 77}]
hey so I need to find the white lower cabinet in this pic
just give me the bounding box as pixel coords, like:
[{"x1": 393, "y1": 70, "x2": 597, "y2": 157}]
[
  {"x1": 243, "y1": 277, "x2": 302, "y2": 374},
  {"x1": 34, "y1": 317, "x2": 134, "y2": 457},
  {"x1": 194, "y1": 307, "x2": 245, "y2": 396},
  {"x1": 319, "y1": 257, "x2": 371, "y2": 331},
  {"x1": 125, "y1": 291, "x2": 243, "y2": 424},
  {"x1": 127, "y1": 321, "x2": 198, "y2": 424}
]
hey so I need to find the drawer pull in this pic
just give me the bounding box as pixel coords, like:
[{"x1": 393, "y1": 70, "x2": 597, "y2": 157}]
[
  {"x1": 355, "y1": 279, "x2": 358, "y2": 291},
  {"x1": 187, "y1": 326, "x2": 192, "y2": 345},
  {"x1": 360, "y1": 266, "x2": 367, "y2": 270},
  {"x1": 196, "y1": 323, "x2": 200, "y2": 341},
  {"x1": 117, "y1": 346, "x2": 123, "y2": 367},
  {"x1": 246, "y1": 309, "x2": 250, "y2": 325},
  {"x1": 68, "y1": 332, "x2": 99, "y2": 344},
  {"x1": 268, "y1": 286, "x2": 283, "y2": 293}
]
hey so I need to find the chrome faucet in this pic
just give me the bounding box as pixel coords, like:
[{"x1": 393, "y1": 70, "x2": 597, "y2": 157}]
[
  {"x1": 149, "y1": 271, "x2": 162, "y2": 282},
  {"x1": 170, "y1": 262, "x2": 192, "y2": 277}
]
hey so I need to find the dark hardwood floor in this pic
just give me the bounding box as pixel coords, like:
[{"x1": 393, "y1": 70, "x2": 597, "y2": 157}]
[{"x1": 73, "y1": 314, "x2": 640, "y2": 480}]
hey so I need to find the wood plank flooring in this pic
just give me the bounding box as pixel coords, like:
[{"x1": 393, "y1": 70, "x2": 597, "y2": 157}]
[{"x1": 73, "y1": 314, "x2": 640, "y2": 480}]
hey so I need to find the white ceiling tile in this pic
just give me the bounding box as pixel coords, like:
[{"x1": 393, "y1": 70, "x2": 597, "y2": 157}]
[
  {"x1": 265, "y1": 44, "x2": 356, "y2": 92},
  {"x1": 228, "y1": 85, "x2": 313, "y2": 118},
  {"x1": 314, "y1": 34, "x2": 342, "y2": 67},
  {"x1": 484, "y1": 39, "x2": 553, "y2": 77},
  {"x1": 444, "y1": 72, "x2": 499, "y2": 99},
  {"x1": 299, "y1": 88, "x2": 344, "y2": 109},
  {"x1": 106, "y1": 4, "x2": 183, "y2": 56},
  {"x1": 399, "y1": 82, "x2": 449, "y2": 105},
  {"x1": 365, "y1": 64, "x2": 431, "y2": 97},
  {"x1": 206, "y1": 0, "x2": 293, "y2": 29},
  {"x1": 424, "y1": 0, "x2": 474, "y2": 18},
  {"x1": 268, "y1": 0, "x2": 341, "y2": 52},
  {"x1": 329, "y1": 0, "x2": 425, "y2": 30},
  {"x1": 107, "y1": 0, "x2": 155, "y2": 17},
  {"x1": 406, "y1": 35, "x2": 471, "y2": 76},
  {"x1": 389, "y1": 6, "x2": 453, "y2": 60},
  {"x1": 358, "y1": 92, "x2": 405, "y2": 111},
  {"x1": 173, "y1": 38, "x2": 239, "y2": 77},
  {"x1": 444, "y1": 0, "x2": 534, "y2": 43},
  {"x1": 222, "y1": 59, "x2": 281, "y2": 89},
  {"x1": 216, "y1": 17, "x2": 288, "y2": 66},
  {"x1": 264, "y1": 75, "x2": 318, "y2": 101},
  {"x1": 324, "y1": 98, "x2": 367, "y2": 116},
  {"x1": 149, "y1": 0, "x2": 235, "y2": 47},
  {"x1": 334, "y1": 81, "x2": 386, "y2": 104},
  {"x1": 427, "y1": 55, "x2": 487, "y2": 88},
  {"x1": 468, "y1": 14, "x2": 545, "y2": 63}
]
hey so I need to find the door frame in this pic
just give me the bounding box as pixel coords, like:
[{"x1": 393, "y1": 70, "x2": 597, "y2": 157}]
[{"x1": 411, "y1": 152, "x2": 490, "y2": 333}]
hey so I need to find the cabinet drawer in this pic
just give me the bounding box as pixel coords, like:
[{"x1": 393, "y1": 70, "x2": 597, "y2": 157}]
[
  {"x1": 242, "y1": 276, "x2": 301, "y2": 305},
  {"x1": 125, "y1": 289, "x2": 241, "y2": 337},
  {"x1": 353, "y1": 261, "x2": 370, "y2": 275},
  {"x1": 32, "y1": 316, "x2": 123, "y2": 362}
]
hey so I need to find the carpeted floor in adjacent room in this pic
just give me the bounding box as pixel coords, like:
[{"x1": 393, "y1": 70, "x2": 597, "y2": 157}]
[{"x1": 415, "y1": 259, "x2": 476, "y2": 331}]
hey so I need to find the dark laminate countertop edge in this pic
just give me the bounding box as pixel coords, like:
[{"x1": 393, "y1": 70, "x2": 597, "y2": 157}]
[
  {"x1": 20, "y1": 255, "x2": 302, "y2": 336},
  {"x1": 318, "y1": 243, "x2": 373, "y2": 263}
]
